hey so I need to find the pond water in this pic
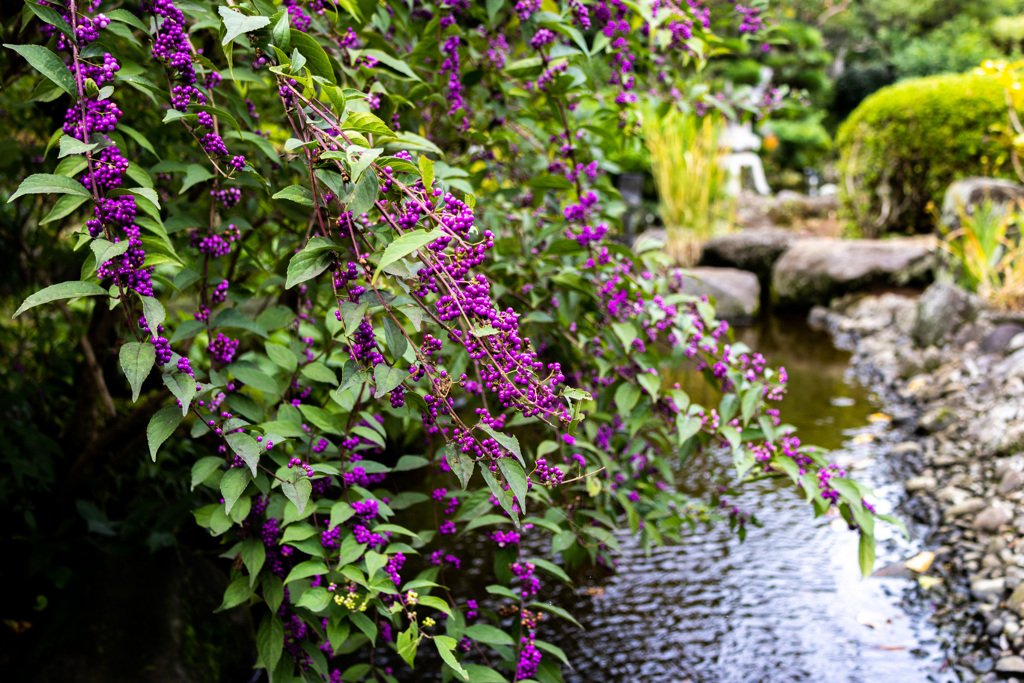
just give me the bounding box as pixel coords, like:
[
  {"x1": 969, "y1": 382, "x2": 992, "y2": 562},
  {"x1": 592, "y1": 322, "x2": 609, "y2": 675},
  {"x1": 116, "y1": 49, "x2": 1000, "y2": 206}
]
[{"x1": 542, "y1": 314, "x2": 954, "y2": 683}]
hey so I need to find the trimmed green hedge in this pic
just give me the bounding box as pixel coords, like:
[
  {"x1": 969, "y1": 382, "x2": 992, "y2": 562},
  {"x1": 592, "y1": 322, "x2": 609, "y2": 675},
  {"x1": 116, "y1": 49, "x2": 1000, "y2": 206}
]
[{"x1": 837, "y1": 73, "x2": 1014, "y2": 236}]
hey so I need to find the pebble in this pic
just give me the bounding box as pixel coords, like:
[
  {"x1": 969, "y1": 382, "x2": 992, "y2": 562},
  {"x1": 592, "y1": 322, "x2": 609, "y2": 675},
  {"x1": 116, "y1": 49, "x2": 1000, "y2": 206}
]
[
  {"x1": 997, "y1": 656, "x2": 1024, "y2": 673},
  {"x1": 906, "y1": 475, "x2": 937, "y2": 492}
]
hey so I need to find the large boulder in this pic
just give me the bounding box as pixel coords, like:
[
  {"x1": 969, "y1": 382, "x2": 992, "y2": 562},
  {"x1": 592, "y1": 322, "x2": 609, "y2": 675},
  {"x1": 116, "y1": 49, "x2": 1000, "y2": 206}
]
[
  {"x1": 766, "y1": 190, "x2": 839, "y2": 225},
  {"x1": 940, "y1": 177, "x2": 1024, "y2": 231},
  {"x1": 912, "y1": 281, "x2": 982, "y2": 348},
  {"x1": 699, "y1": 228, "x2": 796, "y2": 282},
  {"x1": 679, "y1": 267, "x2": 760, "y2": 323},
  {"x1": 771, "y1": 237, "x2": 936, "y2": 308}
]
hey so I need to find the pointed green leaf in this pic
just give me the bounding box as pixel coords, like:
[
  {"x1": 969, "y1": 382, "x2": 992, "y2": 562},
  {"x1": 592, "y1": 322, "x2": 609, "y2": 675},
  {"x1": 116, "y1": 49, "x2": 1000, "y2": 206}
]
[
  {"x1": 9, "y1": 173, "x2": 92, "y2": 202},
  {"x1": 191, "y1": 456, "x2": 222, "y2": 490},
  {"x1": 373, "y1": 363, "x2": 404, "y2": 398},
  {"x1": 478, "y1": 424, "x2": 524, "y2": 467},
  {"x1": 273, "y1": 184, "x2": 315, "y2": 207},
  {"x1": 13, "y1": 281, "x2": 108, "y2": 318},
  {"x1": 258, "y1": 616, "x2": 284, "y2": 672},
  {"x1": 58, "y1": 135, "x2": 98, "y2": 158},
  {"x1": 497, "y1": 459, "x2": 528, "y2": 511},
  {"x1": 282, "y1": 477, "x2": 313, "y2": 514},
  {"x1": 221, "y1": 466, "x2": 251, "y2": 513},
  {"x1": 120, "y1": 341, "x2": 155, "y2": 402},
  {"x1": 218, "y1": 6, "x2": 271, "y2": 46},
  {"x1": 147, "y1": 405, "x2": 183, "y2": 461},
  {"x1": 217, "y1": 576, "x2": 252, "y2": 611},
  {"x1": 434, "y1": 636, "x2": 468, "y2": 681},
  {"x1": 4, "y1": 44, "x2": 77, "y2": 97},
  {"x1": 372, "y1": 228, "x2": 444, "y2": 283}
]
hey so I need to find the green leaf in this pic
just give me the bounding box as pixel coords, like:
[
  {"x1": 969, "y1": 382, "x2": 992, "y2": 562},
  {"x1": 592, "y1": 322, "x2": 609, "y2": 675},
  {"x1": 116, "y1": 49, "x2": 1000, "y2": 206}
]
[
  {"x1": 217, "y1": 576, "x2": 252, "y2": 611},
  {"x1": 418, "y1": 155, "x2": 434, "y2": 192},
  {"x1": 372, "y1": 228, "x2": 443, "y2": 283},
  {"x1": 302, "y1": 361, "x2": 338, "y2": 385},
  {"x1": 221, "y1": 466, "x2": 251, "y2": 513},
  {"x1": 106, "y1": 8, "x2": 152, "y2": 35},
  {"x1": 147, "y1": 405, "x2": 183, "y2": 462},
  {"x1": 180, "y1": 164, "x2": 214, "y2": 193},
  {"x1": 13, "y1": 281, "x2": 108, "y2": 318},
  {"x1": 218, "y1": 6, "x2": 271, "y2": 46},
  {"x1": 9, "y1": 173, "x2": 92, "y2": 202},
  {"x1": 463, "y1": 624, "x2": 514, "y2": 647},
  {"x1": 611, "y1": 321, "x2": 637, "y2": 350},
  {"x1": 226, "y1": 432, "x2": 261, "y2": 476},
  {"x1": 296, "y1": 586, "x2": 331, "y2": 611},
  {"x1": 434, "y1": 637, "x2": 469, "y2": 681},
  {"x1": 347, "y1": 169, "x2": 379, "y2": 217},
  {"x1": 675, "y1": 414, "x2": 702, "y2": 448},
  {"x1": 372, "y1": 364, "x2": 404, "y2": 398},
  {"x1": 383, "y1": 317, "x2": 409, "y2": 360},
  {"x1": 463, "y1": 664, "x2": 509, "y2": 682},
  {"x1": 191, "y1": 456, "x2": 222, "y2": 490},
  {"x1": 350, "y1": 147, "x2": 382, "y2": 184},
  {"x1": 227, "y1": 361, "x2": 280, "y2": 394},
  {"x1": 859, "y1": 532, "x2": 876, "y2": 577},
  {"x1": 343, "y1": 111, "x2": 394, "y2": 137},
  {"x1": 289, "y1": 29, "x2": 335, "y2": 82},
  {"x1": 282, "y1": 477, "x2": 313, "y2": 514},
  {"x1": 637, "y1": 372, "x2": 660, "y2": 401},
  {"x1": 212, "y1": 307, "x2": 269, "y2": 339},
  {"x1": 284, "y1": 559, "x2": 328, "y2": 585},
  {"x1": 527, "y1": 601, "x2": 582, "y2": 628},
  {"x1": 478, "y1": 424, "x2": 524, "y2": 467},
  {"x1": 258, "y1": 616, "x2": 284, "y2": 672},
  {"x1": 360, "y1": 49, "x2": 422, "y2": 82},
  {"x1": 497, "y1": 459, "x2": 528, "y2": 511},
  {"x1": 139, "y1": 295, "x2": 166, "y2": 332},
  {"x1": 4, "y1": 44, "x2": 77, "y2": 97},
  {"x1": 25, "y1": 3, "x2": 76, "y2": 44},
  {"x1": 273, "y1": 184, "x2": 315, "y2": 207},
  {"x1": 480, "y1": 467, "x2": 518, "y2": 527},
  {"x1": 298, "y1": 404, "x2": 343, "y2": 434},
  {"x1": 266, "y1": 343, "x2": 298, "y2": 373},
  {"x1": 396, "y1": 626, "x2": 418, "y2": 667},
  {"x1": 58, "y1": 135, "x2": 98, "y2": 158},
  {"x1": 271, "y1": 10, "x2": 290, "y2": 52},
  {"x1": 40, "y1": 193, "x2": 89, "y2": 224},
  {"x1": 528, "y1": 557, "x2": 571, "y2": 584},
  {"x1": 286, "y1": 236, "x2": 336, "y2": 289},
  {"x1": 119, "y1": 341, "x2": 155, "y2": 402}
]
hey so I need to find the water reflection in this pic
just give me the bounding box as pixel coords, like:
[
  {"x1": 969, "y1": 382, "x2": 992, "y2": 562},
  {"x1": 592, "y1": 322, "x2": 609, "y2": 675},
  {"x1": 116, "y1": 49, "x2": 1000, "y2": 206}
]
[{"x1": 547, "y1": 314, "x2": 949, "y2": 683}]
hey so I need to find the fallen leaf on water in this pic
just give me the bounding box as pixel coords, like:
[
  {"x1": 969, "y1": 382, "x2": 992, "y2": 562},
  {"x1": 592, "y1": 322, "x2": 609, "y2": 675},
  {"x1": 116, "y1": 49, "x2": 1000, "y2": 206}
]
[
  {"x1": 918, "y1": 575, "x2": 943, "y2": 590},
  {"x1": 868, "y1": 412, "x2": 891, "y2": 423},
  {"x1": 906, "y1": 377, "x2": 928, "y2": 393},
  {"x1": 852, "y1": 433, "x2": 874, "y2": 444},
  {"x1": 905, "y1": 551, "x2": 935, "y2": 573},
  {"x1": 857, "y1": 611, "x2": 892, "y2": 630},
  {"x1": 878, "y1": 645, "x2": 907, "y2": 651}
]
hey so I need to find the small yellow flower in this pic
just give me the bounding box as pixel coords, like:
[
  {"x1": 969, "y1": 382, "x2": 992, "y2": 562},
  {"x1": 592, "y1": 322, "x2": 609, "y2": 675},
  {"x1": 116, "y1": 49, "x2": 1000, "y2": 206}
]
[{"x1": 423, "y1": 617, "x2": 435, "y2": 627}]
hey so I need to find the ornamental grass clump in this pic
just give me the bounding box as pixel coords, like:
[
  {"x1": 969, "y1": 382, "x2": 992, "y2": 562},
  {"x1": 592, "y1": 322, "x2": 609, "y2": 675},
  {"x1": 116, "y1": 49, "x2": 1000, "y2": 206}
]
[
  {"x1": 641, "y1": 105, "x2": 735, "y2": 266},
  {"x1": 942, "y1": 199, "x2": 1024, "y2": 310}
]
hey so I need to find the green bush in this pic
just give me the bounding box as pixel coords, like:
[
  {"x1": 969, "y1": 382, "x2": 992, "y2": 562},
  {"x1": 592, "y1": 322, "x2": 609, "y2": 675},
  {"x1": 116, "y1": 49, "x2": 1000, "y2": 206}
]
[
  {"x1": 837, "y1": 73, "x2": 1014, "y2": 236},
  {"x1": 891, "y1": 17, "x2": 999, "y2": 79}
]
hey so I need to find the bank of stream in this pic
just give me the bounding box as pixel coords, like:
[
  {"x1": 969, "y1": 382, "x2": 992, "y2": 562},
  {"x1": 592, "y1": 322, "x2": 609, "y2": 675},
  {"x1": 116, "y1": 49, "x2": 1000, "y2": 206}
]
[{"x1": 541, "y1": 313, "x2": 952, "y2": 683}]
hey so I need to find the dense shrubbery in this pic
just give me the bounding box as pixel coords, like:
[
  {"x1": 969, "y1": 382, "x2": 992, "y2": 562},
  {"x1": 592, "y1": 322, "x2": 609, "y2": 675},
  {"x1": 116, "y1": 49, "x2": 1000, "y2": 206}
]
[
  {"x1": 1, "y1": 1, "x2": 891, "y2": 681},
  {"x1": 837, "y1": 73, "x2": 1014, "y2": 237}
]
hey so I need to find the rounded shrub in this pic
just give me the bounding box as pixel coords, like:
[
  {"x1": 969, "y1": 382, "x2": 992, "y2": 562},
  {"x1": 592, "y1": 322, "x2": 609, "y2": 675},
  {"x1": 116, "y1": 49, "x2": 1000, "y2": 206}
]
[{"x1": 837, "y1": 73, "x2": 1014, "y2": 237}]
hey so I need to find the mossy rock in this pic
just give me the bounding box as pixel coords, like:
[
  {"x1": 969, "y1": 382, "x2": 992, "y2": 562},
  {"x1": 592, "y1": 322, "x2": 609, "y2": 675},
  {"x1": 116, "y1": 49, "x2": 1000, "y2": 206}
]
[{"x1": 837, "y1": 73, "x2": 1015, "y2": 237}]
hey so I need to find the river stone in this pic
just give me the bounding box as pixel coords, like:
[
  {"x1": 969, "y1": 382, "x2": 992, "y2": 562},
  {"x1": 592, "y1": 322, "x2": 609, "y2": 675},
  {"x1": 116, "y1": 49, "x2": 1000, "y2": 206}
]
[
  {"x1": 699, "y1": 228, "x2": 795, "y2": 282},
  {"x1": 984, "y1": 324, "x2": 1024, "y2": 354},
  {"x1": 678, "y1": 267, "x2": 760, "y2": 323},
  {"x1": 1008, "y1": 584, "x2": 1024, "y2": 617},
  {"x1": 771, "y1": 237, "x2": 936, "y2": 308},
  {"x1": 973, "y1": 577, "x2": 1007, "y2": 602},
  {"x1": 945, "y1": 498, "x2": 987, "y2": 521},
  {"x1": 767, "y1": 190, "x2": 839, "y2": 224},
  {"x1": 892, "y1": 441, "x2": 924, "y2": 456},
  {"x1": 1010, "y1": 332, "x2": 1024, "y2": 354},
  {"x1": 906, "y1": 475, "x2": 938, "y2": 492},
  {"x1": 1001, "y1": 470, "x2": 1024, "y2": 495},
  {"x1": 974, "y1": 503, "x2": 1015, "y2": 533},
  {"x1": 940, "y1": 177, "x2": 1024, "y2": 231},
  {"x1": 997, "y1": 655, "x2": 1024, "y2": 673},
  {"x1": 912, "y1": 281, "x2": 983, "y2": 348}
]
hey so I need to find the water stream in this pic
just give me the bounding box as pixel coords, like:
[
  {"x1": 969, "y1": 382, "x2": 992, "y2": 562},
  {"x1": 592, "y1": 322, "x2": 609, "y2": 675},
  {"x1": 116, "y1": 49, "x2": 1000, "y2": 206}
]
[{"x1": 544, "y1": 314, "x2": 952, "y2": 683}]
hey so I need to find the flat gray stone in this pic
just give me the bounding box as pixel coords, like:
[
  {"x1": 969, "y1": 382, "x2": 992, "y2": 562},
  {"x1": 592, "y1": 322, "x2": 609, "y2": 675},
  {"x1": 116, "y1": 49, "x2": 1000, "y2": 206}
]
[
  {"x1": 913, "y1": 281, "x2": 983, "y2": 348},
  {"x1": 679, "y1": 267, "x2": 761, "y2": 324},
  {"x1": 973, "y1": 503, "x2": 1015, "y2": 533},
  {"x1": 699, "y1": 228, "x2": 795, "y2": 282},
  {"x1": 905, "y1": 475, "x2": 937, "y2": 493},
  {"x1": 996, "y1": 655, "x2": 1024, "y2": 673},
  {"x1": 771, "y1": 237, "x2": 936, "y2": 308},
  {"x1": 972, "y1": 577, "x2": 1007, "y2": 601},
  {"x1": 940, "y1": 177, "x2": 1024, "y2": 231},
  {"x1": 945, "y1": 498, "x2": 987, "y2": 521}
]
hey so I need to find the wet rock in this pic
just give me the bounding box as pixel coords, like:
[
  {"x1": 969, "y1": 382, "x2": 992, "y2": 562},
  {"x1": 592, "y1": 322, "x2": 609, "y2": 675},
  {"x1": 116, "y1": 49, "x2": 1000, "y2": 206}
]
[
  {"x1": 912, "y1": 281, "x2": 983, "y2": 348},
  {"x1": 699, "y1": 228, "x2": 795, "y2": 282},
  {"x1": 995, "y1": 348, "x2": 1024, "y2": 380},
  {"x1": 997, "y1": 655, "x2": 1024, "y2": 673},
  {"x1": 906, "y1": 475, "x2": 938, "y2": 492},
  {"x1": 1001, "y1": 470, "x2": 1024, "y2": 495},
  {"x1": 919, "y1": 407, "x2": 956, "y2": 434},
  {"x1": 677, "y1": 267, "x2": 760, "y2": 324},
  {"x1": 771, "y1": 237, "x2": 936, "y2": 308},
  {"x1": 767, "y1": 190, "x2": 839, "y2": 225},
  {"x1": 1011, "y1": 332, "x2": 1024, "y2": 354},
  {"x1": 973, "y1": 577, "x2": 1007, "y2": 602},
  {"x1": 892, "y1": 441, "x2": 924, "y2": 456},
  {"x1": 974, "y1": 504, "x2": 1014, "y2": 532},
  {"x1": 983, "y1": 324, "x2": 1024, "y2": 354},
  {"x1": 988, "y1": 619, "x2": 1006, "y2": 637},
  {"x1": 940, "y1": 177, "x2": 1024, "y2": 231},
  {"x1": 1007, "y1": 584, "x2": 1024, "y2": 618},
  {"x1": 946, "y1": 498, "x2": 988, "y2": 521}
]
